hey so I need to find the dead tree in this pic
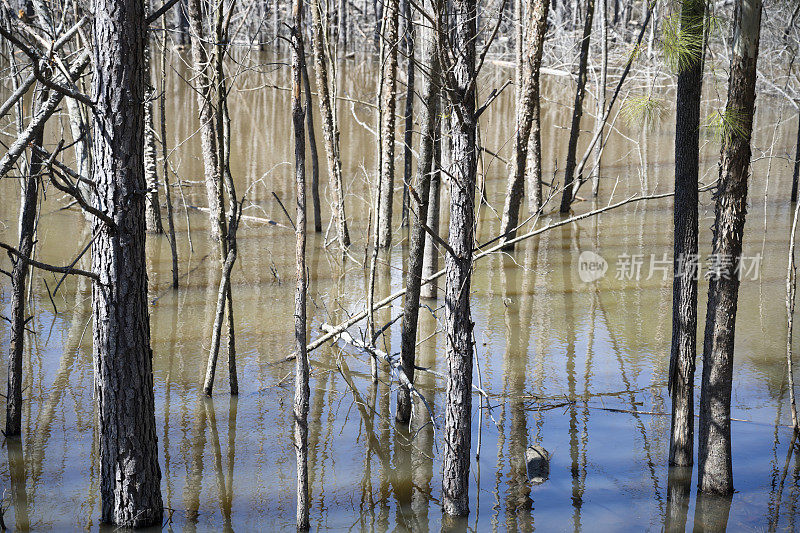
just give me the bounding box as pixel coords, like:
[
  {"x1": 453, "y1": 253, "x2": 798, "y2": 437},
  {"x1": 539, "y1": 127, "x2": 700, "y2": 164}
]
[
  {"x1": 441, "y1": 0, "x2": 478, "y2": 515},
  {"x1": 669, "y1": 0, "x2": 706, "y2": 468},
  {"x1": 302, "y1": 60, "x2": 323, "y2": 232},
  {"x1": 186, "y1": 0, "x2": 227, "y2": 247},
  {"x1": 400, "y1": 0, "x2": 415, "y2": 228},
  {"x1": 698, "y1": 0, "x2": 763, "y2": 496},
  {"x1": 5, "y1": 87, "x2": 45, "y2": 438},
  {"x1": 291, "y1": 0, "x2": 311, "y2": 526},
  {"x1": 310, "y1": 0, "x2": 351, "y2": 247},
  {"x1": 91, "y1": 0, "x2": 164, "y2": 523},
  {"x1": 203, "y1": 0, "x2": 239, "y2": 397},
  {"x1": 499, "y1": 0, "x2": 550, "y2": 248},
  {"x1": 376, "y1": 0, "x2": 400, "y2": 249},
  {"x1": 559, "y1": 0, "x2": 595, "y2": 213},
  {"x1": 420, "y1": 118, "x2": 442, "y2": 299},
  {"x1": 396, "y1": 0, "x2": 441, "y2": 423},
  {"x1": 160, "y1": 11, "x2": 180, "y2": 288}
]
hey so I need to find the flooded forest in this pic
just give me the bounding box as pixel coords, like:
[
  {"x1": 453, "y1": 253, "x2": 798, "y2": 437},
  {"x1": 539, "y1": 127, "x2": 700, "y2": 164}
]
[{"x1": 1, "y1": 0, "x2": 800, "y2": 529}]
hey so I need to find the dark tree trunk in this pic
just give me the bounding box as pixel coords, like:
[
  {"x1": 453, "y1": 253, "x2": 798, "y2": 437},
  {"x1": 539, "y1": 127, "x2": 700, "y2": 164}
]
[
  {"x1": 396, "y1": 0, "x2": 440, "y2": 423},
  {"x1": 159, "y1": 13, "x2": 180, "y2": 288},
  {"x1": 559, "y1": 0, "x2": 595, "y2": 213},
  {"x1": 698, "y1": 0, "x2": 762, "y2": 496},
  {"x1": 5, "y1": 88, "x2": 45, "y2": 438},
  {"x1": 302, "y1": 59, "x2": 323, "y2": 232},
  {"x1": 173, "y1": 0, "x2": 190, "y2": 46},
  {"x1": 669, "y1": 0, "x2": 705, "y2": 469},
  {"x1": 500, "y1": 0, "x2": 550, "y2": 248},
  {"x1": 441, "y1": 0, "x2": 477, "y2": 515},
  {"x1": 292, "y1": 0, "x2": 311, "y2": 526},
  {"x1": 91, "y1": 0, "x2": 164, "y2": 523}
]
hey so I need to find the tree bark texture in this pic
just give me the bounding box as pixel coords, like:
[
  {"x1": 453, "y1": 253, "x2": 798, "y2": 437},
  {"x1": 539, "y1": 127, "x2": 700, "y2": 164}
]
[
  {"x1": 91, "y1": 0, "x2": 164, "y2": 523},
  {"x1": 441, "y1": 0, "x2": 477, "y2": 515},
  {"x1": 669, "y1": 0, "x2": 705, "y2": 469},
  {"x1": 292, "y1": 0, "x2": 310, "y2": 526},
  {"x1": 698, "y1": 0, "x2": 762, "y2": 496}
]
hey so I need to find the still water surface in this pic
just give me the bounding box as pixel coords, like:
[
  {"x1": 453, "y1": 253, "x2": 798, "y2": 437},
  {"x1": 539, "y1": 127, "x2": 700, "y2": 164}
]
[{"x1": 0, "y1": 54, "x2": 799, "y2": 531}]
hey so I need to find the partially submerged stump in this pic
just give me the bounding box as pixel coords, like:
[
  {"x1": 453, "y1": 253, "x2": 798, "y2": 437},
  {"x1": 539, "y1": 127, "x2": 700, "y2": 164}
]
[{"x1": 526, "y1": 444, "x2": 550, "y2": 485}]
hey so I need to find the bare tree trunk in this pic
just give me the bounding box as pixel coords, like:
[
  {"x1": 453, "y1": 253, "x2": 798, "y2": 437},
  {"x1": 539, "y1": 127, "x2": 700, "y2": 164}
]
[
  {"x1": 143, "y1": 17, "x2": 163, "y2": 234},
  {"x1": 397, "y1": 0, "x2": 440, "y2": 423},
  {"x1": 591, "y1": 0, "x2": 607, "y2": 196},
  {"x1": 302, "y1": 60, "x2": 323, "y2": 232},
  {"x1": 203, "y1": 0, "x2": 238, "y2": 397},
  {"x1": 310, "y1": 0, "x2": 351, "y2": 247},
  {"x1": 420, "y1": 118, "x2": 442, "y2": 299},
  {"x1": 376, "y1": 0, "x2": 400, "y2": 249},
  {"x1": 144, "y1": 94, "x2": 164, "y2": 233},
  {"x1": 292, "y1": 0, "x2": 311, "y2": 524},
  {"x1": 186, "y1": 0, "x2": 227, "y2": 247},
  {"x1": 669, "y1": 0, "x2": 705, "y2": 469},
  {"x1": 173, "y1": 0, "x2": 189, "y2": 46},
  {"x1": 91, "y1": 0, "x2": 163, "y2": 523},
  {"x1": 441, "y1": 0, "x2": 477, "y2": 515},
  {"x1": 160, "y1": 14, "x2": 180, "y2": 288},
  {"x1": 499, "y1": 0, "x2": 550, "y2": 248},
  {"x1": 339, "y1": 0, "x2": 348, "y2": 50},
  {"x1": 559, "y1": 0, "x2": 595, "y2": 213},
  {"x1": 698, "y1": 0, "x2": 762, "y2": 496},
  {"x1": 5, "y1": 88, "x2": 45, "y2": 438},
  {"x1": 400, "y1": 0, "x2": 415, "y2": 228}
]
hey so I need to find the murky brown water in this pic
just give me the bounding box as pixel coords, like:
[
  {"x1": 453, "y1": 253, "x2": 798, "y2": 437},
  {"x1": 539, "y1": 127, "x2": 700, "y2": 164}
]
[{"x1": 1, "y1": 52, "x2": 799, "y2": 531}]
